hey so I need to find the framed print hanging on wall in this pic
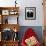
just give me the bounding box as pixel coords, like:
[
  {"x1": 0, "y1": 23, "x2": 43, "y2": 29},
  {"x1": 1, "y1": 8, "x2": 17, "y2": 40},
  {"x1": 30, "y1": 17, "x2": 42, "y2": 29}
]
[{"x1": 25, "y1": 7, "x2": 36, "y2": 20}]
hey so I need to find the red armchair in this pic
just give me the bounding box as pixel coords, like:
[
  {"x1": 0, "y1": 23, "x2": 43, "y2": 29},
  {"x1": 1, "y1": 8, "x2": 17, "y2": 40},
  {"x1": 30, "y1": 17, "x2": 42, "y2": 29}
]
[{"x1": 21, "y1": 28, "x2": 41, "y2": 46}]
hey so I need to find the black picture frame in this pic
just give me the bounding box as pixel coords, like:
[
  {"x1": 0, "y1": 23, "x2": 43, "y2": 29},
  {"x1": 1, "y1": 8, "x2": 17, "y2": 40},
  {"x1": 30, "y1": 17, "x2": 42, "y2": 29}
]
[{"x1": 25, "y1": 7, "x2": 36, "y2": 20}]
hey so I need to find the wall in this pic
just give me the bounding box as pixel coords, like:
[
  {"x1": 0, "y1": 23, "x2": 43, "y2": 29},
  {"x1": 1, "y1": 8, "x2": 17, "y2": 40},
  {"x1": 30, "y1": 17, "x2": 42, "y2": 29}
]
[
  {"x1": 0, "y1": 0, "x2": 15, "y2": 7},
  {"x1": 18, "y1": 26, "x2": 43, "y2": 43},
  {"x1": 0, "y1": 0, "x2": 44, "y2": 26},
  {"x1": 18, "y1": 0, "x2": 44, "y2": 26},
  {"x1": 0, "y1": 0, "x2": 44, "y2": 44}
]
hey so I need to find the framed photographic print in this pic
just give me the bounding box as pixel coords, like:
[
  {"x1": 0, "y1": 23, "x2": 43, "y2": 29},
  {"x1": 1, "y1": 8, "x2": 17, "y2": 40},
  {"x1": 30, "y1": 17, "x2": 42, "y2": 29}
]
[
  {"x1": 25, "y1": 7, "x2": 36, "y2": 20},
  {"x1": 2, "y1": 10, "x2": 9, "y2": 15}
]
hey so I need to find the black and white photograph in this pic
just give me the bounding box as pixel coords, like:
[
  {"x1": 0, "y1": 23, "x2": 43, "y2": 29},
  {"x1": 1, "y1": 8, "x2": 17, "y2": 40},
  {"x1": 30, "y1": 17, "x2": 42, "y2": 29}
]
[{"x1": 25, "y1": 7, "x2": 36, "y2": 20}]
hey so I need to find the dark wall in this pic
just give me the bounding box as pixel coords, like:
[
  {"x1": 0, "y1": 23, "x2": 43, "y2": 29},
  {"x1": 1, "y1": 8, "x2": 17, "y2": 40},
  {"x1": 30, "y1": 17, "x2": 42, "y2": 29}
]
[{"x1": 18, "y1": 26, "x2": 44, "y2": 43}]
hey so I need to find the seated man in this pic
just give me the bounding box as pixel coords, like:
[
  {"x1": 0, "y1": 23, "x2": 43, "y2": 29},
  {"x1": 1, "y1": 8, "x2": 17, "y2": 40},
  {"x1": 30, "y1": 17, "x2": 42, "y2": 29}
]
[{"x1": 21, "y1": 28, "x2": 41, "y2": 46}]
